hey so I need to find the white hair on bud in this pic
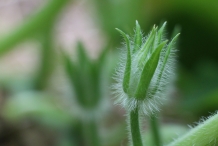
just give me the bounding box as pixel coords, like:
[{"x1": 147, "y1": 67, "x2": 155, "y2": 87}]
[{"x1": 112, "y1": 26, "x2": 178, "y2": 116}]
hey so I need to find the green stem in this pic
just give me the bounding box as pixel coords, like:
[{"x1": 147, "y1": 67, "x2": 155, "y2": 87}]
[
  {"x1": 0, "y1": 0, "x2": 70, "y2": 57},
  {"x1": 34, "y1": 27, "x2": 54, "y2": 90},
  {"x1": 150, "y1": 114, "x2": 162, "y2": 146},
  {"x1": 167, "y1": 112, "x2": 218, "y2": 146},
  {"x1": 130, "y1": 107, "x2": 143, "y2": 146},
  {"x1": 83, "y1": 119, "x2": 100, "y2": 146}
]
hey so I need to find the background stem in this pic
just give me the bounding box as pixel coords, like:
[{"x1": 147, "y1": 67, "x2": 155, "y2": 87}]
[
  {"x1": 34, "y1": 27, "x2": 54, "y2": 90},
  {"x1": 0, "y1": 0, "x2": 70, "y2": 57},
  {"x1": 150, "y1": 114, "x2": 162, "y2": 146},
  {"x1": 83, "y1": 118, "x2": 100, "y2": 146},
  {"x1": 130, "y1": 107, "x2": 143, "y2": 146}
]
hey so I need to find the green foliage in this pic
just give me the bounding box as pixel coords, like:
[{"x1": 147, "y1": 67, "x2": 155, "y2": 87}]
[
  {"x1": 3, "y1": 92, "x2": 74, "y2": 129},
  {"x1": 114, "y1": 21, "x2": 179, "y2": 146},
  {"x1": 62, "y1": 42, "x2": 112, "y2": 109},
  {"x1": 114, "y1": 21, "x2": 179, "y2": 114},
  {"x1": 1, "y1": 0, "x2": 218, "y2": 145},
  {"x1": 62, "y1": 42, "x2": 115, "y2": 146},
  {"x1": 0, "y1": 0, "x2": 70, "y2": 57}
]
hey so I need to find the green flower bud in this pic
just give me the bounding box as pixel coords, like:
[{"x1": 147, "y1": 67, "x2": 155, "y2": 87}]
[{"x1": 113, "y1": 21, "x2": 179, "y2": 115}]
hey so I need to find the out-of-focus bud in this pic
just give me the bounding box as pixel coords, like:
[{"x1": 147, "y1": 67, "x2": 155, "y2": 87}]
[{"x1": 62, "y1": 42, "x2": 115, "y2": 119}]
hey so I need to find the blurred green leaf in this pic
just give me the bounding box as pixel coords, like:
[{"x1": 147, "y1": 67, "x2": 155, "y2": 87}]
[
  {"x1": 62, "y1": 42, "x2": 116, "y2": 110},
  {"x1": 0, "y1": 0, "x2": 71, "y2": 57},
  {"x1": 3, "y1": 92, "x2": 75, "y2": 129},
  {"x1": 76, "y1": 42, "x2": 90, "y2": 68}
]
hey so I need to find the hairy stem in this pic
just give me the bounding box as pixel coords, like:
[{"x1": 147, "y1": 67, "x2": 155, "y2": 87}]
[
  {"x1": 168, "y1": 112, "x2": 218, "y2": 146},
  {"x1": 130, "y1": 107, "x2": 143, "y2": 146},
  {"x1": 150, "y1": 114, "x2": 162, "y2": 146}
]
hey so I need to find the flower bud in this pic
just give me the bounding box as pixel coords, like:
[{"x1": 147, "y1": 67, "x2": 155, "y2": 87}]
[{"x1": 113, "y1": 21, "x2": 179, "y2": 115}]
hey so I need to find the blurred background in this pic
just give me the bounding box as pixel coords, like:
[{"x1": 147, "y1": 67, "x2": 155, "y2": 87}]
[{"x1": 0, "y1": 0, "x2": 218, "y2": 146}]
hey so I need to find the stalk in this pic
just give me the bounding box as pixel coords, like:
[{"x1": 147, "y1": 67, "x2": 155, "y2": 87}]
[
  {"x1": 130, "y1": 107, "x2": 143, "y2": 146},
  {"x1": 168, "y1": 112, "x2": 218, "y2": 146},
  {"x1": 34, "y1": 27, "x2": 54, "y2": 90},
  {"x1": 83, "y1": 118, "x2": 100, "y2": 146},
  {"x1": 150, "y1": 115, "x2": 162, "y2": 146}
]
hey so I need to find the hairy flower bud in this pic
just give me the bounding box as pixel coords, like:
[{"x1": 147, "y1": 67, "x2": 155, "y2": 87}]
[{"x1": 113, "y1": 21, "x2": 179, "y2": 115}]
